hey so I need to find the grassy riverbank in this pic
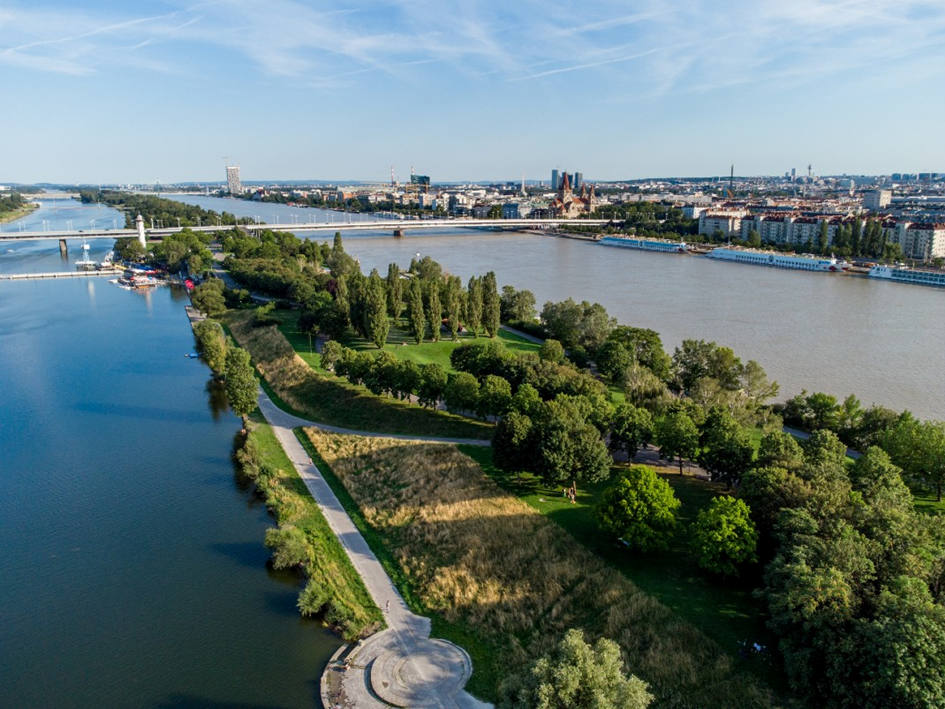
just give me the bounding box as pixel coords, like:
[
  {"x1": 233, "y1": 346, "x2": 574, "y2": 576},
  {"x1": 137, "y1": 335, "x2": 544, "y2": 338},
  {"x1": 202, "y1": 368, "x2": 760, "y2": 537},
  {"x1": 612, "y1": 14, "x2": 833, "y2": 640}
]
[
  {"x1": 224, "y1": 310, "x2": 492, "y2": 439},
  {"x1": 0, "y1": 202, "x2": 38, "y2": 224},
  {"x1": 236, "y1": 410, "x2": 382, "y2": 640},
  {"x1": 302, "y1": 428, "x2": 777, "y2": 707}
]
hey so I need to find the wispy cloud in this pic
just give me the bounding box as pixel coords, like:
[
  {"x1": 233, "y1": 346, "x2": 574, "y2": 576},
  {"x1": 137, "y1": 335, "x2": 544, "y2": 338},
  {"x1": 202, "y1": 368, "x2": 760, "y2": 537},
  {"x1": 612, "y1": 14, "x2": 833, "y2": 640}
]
[{"x1": 1, "y1": 0, "x2": 944, "y2": 97}]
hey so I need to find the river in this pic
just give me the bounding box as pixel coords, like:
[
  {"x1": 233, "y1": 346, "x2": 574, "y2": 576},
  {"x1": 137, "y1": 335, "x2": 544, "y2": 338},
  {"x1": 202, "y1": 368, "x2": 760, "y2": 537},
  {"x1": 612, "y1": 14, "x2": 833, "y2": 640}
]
[
  {"x1": 169, "y1": 194, "x2": 944, "y2": 421},
  {"x1": 0, "y1": 199, "x2": 341, "y2": 708}
]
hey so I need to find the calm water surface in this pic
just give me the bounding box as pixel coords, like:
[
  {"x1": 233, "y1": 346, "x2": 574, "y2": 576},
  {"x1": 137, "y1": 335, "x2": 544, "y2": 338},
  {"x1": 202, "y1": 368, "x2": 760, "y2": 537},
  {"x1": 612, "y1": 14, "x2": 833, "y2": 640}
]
[
  {"x1": 0, "y1": 208, "x2": 341, "y2": 708},
  {"x1": 169, "y1": 195, "x2": 944, "y2": 421}
]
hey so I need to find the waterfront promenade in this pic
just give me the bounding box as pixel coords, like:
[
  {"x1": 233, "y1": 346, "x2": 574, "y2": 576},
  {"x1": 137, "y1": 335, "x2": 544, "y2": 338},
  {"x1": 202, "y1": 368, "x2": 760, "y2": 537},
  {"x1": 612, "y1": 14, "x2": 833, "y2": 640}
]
[{"x1": 256, "y1": 392, "x2": 490, "y2": 708}]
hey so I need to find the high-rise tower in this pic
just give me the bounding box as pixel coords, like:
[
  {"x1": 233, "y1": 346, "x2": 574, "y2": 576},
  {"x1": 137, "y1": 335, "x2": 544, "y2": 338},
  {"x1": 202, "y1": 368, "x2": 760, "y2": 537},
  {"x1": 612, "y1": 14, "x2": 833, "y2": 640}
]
[{"x1": 226, "y1": 165, "x2": 242, "y2": 195}]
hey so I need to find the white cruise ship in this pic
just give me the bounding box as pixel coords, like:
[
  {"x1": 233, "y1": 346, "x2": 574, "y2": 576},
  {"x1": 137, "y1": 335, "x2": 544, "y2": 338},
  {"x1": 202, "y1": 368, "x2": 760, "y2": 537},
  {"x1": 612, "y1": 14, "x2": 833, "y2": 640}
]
[
  {"x1": 599, "y1": 236, "x2": 688, "y2": 253},
  {"x1": 869, "y1": 264, "x2": 945, "y2": 288},
  {"x1": 706, "y1": 247, "x2": 849, "y2": 272}
]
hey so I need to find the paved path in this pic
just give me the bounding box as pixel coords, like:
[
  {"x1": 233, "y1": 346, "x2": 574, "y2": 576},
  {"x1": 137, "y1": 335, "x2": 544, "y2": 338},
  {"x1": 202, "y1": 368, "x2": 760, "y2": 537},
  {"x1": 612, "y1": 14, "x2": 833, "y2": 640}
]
[
  {"x1": 499, "y1": 324, "x2": 544, "y2": 345},
  {"x1": 256, "y1": 390, "x2": 490, "y2": 708}
]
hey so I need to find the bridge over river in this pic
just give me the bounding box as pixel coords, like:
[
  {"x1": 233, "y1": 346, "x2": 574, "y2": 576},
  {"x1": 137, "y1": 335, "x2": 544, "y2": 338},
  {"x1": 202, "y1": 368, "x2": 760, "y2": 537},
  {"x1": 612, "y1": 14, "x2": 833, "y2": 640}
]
[{"x1": 0, "y1": 218, "x2": 617, "y2": 243}]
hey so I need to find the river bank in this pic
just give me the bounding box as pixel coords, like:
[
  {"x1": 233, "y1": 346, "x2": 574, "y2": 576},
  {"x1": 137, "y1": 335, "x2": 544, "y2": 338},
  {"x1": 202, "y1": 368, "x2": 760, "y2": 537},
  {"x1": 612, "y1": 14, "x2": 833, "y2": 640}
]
[{"x1": 0, "y1": 202, "x2": 38, "y2": 224}]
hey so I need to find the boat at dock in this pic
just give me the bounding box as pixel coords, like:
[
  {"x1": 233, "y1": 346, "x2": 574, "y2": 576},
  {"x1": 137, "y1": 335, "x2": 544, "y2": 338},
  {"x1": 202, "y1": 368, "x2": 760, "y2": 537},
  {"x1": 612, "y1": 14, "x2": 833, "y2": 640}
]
[
  {"x1": 868, "y1": 264, "x2": 945, "y2": 288},
  {"x1": 706, "y1": 247, "x2": 849, "y2": 272},
  {"x1": 112, "y1": 272, "x2": 163, "y2": 290},
  {"x1": 599, "y1": 236, "x2": 688, "y2": 253},
  {"x1": 75, "y1": 239, "x2": 97, "y2": 271}
]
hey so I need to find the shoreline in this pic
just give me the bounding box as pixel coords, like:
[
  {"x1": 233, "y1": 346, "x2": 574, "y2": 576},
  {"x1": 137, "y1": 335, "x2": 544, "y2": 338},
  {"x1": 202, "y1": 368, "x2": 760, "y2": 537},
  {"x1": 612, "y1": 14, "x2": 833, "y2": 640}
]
[{"x1": 0, "y1": 202, "x2": 39, "y2": 225}]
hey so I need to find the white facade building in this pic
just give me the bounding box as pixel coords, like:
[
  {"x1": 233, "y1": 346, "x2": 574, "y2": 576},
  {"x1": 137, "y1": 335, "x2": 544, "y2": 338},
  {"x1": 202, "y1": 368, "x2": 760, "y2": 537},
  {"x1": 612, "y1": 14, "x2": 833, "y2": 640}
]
[
  {"x1": 226, "y1": 166, "x2": 242, "y2": 195},
  {"x1": 699, "y1": 210, "x2": 747, "y2": 237},
  {"x1": 863, "y1": 190, "x2": 892, "y2": 212}
]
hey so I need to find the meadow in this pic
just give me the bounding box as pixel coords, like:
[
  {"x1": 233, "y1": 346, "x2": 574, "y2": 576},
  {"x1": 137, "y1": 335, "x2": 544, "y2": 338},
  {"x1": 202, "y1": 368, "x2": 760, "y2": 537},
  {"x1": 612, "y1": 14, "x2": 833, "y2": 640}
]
[{"x1": 303, "y1": 428, "x2": 777, "y2": 707}]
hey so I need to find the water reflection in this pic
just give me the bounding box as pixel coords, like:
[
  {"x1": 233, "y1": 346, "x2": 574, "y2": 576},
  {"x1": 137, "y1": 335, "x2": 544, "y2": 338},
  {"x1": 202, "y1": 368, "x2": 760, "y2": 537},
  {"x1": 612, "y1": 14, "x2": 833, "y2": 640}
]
[{"x1": 206, "y1": 378, "x2": 230, "y2": 421}]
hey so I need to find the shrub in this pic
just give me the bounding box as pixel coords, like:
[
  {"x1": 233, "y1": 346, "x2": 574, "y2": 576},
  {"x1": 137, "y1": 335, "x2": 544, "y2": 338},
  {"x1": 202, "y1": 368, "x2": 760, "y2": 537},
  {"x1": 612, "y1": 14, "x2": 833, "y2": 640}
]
[{"x1": 264, "y1": 525, "x2": 311, "y2": 569}]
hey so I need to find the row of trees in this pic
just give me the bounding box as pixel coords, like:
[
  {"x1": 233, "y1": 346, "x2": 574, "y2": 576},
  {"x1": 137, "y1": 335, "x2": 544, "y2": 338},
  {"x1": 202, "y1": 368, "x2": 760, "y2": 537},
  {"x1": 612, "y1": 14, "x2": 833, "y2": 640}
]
[
  {"x1": 717, "y1": 217, "x2": 905, "y2": 262},
  {"x1": 81, "y1": 190, "x2": 249, "y2": 229},
  {"x1": 191, "y1": 319, "x2": 258, "y2": 432},
  {"x1": 595, "y1": 466, "x2": 759, "y2": 576}
]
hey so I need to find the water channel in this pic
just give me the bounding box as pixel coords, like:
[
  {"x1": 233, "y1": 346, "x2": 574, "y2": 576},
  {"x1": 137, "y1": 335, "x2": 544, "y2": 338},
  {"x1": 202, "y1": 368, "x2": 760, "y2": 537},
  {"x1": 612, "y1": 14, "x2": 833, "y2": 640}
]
[
  {"x1": 0, "y1": 199, "x2": 342, "y2": 708},
  {"x1": 170, "y1": 194, "x2": 945, "y2": 421}
]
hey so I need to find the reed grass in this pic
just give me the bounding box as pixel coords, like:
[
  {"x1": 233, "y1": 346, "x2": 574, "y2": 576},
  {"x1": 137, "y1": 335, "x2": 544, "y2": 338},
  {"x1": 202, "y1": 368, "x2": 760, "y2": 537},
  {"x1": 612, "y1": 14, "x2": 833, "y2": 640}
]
[{"x1": 304, "y1": 428, "x2": 777, "y2": 707}]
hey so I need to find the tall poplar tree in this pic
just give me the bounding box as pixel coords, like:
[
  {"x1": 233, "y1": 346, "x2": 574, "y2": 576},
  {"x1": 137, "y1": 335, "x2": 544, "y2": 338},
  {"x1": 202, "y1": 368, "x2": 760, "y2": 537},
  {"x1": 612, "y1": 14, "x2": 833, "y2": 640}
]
[
  {"x1": 407, "y1": 278, "x2": 426, "y2": 344},
  {"x1": 850, "y1": 215, "x2": 863, "y2": 256},
  {"x1": 465, "y1": 276, "x2": 483, "y2": 337},
  {"x1": 481, "y1": 271, "x2": 501, "y2": 338},
  {"x1": 445, "y1": 275, "x2": 463, "y2": 341},
  {"x1": 386, "y1": 263, "x2": 404, "y2": 322},
  {"x1": 817, "y1": 220, "x2": 829, "y2": 255},
  {"x1": 364, "y1": 270, "x2": 390, "y2": 348},
  {"x1": 224, "y1": 346, "x2": 258, "y2": 434},
  {"x1": 426, "y1": 280, "x2": 442, "y2": 342}
]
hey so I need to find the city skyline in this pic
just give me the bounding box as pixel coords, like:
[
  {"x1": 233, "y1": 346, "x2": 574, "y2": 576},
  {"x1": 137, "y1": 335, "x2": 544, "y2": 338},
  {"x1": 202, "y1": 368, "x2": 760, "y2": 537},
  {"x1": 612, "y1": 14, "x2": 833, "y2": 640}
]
[{"x1": 4, "y1": 0, "x2": 945, "y2": 183}]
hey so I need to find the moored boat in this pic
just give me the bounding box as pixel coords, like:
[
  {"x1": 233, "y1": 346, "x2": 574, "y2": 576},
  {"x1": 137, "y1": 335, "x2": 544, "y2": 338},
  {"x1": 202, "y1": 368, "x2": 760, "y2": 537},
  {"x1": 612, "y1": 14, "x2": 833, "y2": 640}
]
[
  {"x1": 868, "y1": 264, "x2": 945, "y2": 288},
  {"x1": 706, "y1": 247, "x2": 849, "y2": 272},
  {"x1": 599, "y1": 236, "x2": 688, "y2": 253}
]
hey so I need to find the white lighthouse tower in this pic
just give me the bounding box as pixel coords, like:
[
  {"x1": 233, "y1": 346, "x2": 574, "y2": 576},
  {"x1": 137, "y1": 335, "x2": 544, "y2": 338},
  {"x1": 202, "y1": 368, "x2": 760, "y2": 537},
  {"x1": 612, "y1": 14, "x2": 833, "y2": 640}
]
[{"x1": 135, "y1": 214, "x2": 146, "y2": 248}]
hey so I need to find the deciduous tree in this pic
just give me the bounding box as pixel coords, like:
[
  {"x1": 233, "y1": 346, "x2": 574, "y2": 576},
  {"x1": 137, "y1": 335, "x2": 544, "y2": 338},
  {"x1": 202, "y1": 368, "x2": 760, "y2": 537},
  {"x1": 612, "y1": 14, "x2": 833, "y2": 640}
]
[
  {"x1": 690, "y1": 497, "x2": 758, "y2": 576},
  {"x1": 499, "y1": 629, "x2": 652, "y2": 709},
  {"x1": 594, "y1": 466, "x2": 680, "y2": 552},
  {"x1": 224, "y1": 345, "x2": 258, "y2": 432}
]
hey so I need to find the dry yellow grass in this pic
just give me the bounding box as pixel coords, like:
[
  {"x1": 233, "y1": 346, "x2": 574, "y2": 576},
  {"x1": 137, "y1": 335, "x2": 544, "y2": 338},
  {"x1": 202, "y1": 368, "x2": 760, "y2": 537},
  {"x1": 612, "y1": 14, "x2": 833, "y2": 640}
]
[
  {"x1": 225, "y1": 312, "x2": 491, "y2": 439},
  {"x1": 305, "y1": 428, "x2": 775, "y2": 708}
]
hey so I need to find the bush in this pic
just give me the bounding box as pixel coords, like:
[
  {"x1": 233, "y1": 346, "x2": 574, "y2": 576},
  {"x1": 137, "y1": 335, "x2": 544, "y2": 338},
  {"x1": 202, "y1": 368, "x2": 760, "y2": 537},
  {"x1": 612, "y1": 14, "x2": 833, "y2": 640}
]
[
  {"x1": 264, "y1": 525, "x2": 311, "y2": 569},
  {"x1": 298, "y1": 579, "x2": 331, "y2": 616}
]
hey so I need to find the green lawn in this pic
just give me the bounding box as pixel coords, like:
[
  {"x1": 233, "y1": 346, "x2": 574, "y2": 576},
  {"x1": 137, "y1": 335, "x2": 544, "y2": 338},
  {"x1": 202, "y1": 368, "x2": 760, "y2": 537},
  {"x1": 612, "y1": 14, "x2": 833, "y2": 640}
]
[
  {"x1": 460, "y1": 446, "x2": 789, "y2": 695},
  {"x1": 913, "y1": 488, "x2": 945, "y2": 515},
  {"x1": 277, "y1": 310, "x2": 541, "y2": 373}
]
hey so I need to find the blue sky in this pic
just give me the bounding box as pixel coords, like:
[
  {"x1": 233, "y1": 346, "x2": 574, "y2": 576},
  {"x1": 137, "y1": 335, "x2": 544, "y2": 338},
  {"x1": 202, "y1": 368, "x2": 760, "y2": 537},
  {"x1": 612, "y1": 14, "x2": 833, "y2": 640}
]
[{"x1": 2, "y1": 0, "x2": 944, "y2": 183}]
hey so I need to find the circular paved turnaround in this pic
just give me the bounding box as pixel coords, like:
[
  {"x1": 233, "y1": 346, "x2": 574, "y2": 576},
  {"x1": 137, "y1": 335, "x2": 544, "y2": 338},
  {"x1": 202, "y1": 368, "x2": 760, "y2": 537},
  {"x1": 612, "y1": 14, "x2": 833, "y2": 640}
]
[{"x1": 371, "y1": 638, "x2": 471, "y2": 707}]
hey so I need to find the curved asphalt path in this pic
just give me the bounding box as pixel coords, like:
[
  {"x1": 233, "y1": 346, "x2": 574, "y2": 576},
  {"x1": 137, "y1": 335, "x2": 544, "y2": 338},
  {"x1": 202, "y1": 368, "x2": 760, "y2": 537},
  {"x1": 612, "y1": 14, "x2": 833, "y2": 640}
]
[{"x1": 256, "y1": 390, "x2": 490, "y2": 708}]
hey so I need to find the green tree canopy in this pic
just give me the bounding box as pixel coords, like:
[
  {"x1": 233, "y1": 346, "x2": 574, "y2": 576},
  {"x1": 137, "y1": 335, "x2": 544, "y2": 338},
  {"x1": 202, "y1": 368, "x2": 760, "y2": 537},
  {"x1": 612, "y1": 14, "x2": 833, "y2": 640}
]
[
  {"x1": 224, "y1": 345, "x2": 258, "y2": 431},
  {"x1": 690, "y1": 496, "x2": 759, "y2": 576},
  {"x1": 697, "y1": 407, "x2": 755, "y2": 487},
  {"x1": 191, "y1": 279, "x2": 227, "y2": 316},
  {"x1": 608, "y1": 403, "x2": 653, "y2": 458},
  {"x1": 594, "y1": 465, "x2": 680, "y2": 552},
  {"x1": 499, "y1": 628, "x2": 652, "y2": 709},
  {"x1": 654, "y1": 410, "x2": 700, "y2": 475},
  {"x1": 192, "y1": 319, "x2": 228, "y2": 377}
]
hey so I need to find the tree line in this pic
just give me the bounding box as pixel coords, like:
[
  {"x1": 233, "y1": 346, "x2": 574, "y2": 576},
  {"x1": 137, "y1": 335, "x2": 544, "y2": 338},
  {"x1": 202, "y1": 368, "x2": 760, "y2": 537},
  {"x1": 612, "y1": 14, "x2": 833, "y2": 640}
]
[
  {"x1": 0, "y1": 191, "x2": 27, "y2": 216},
  {"x1": 81, "y1": 190, "x2": 251, "y2": 229}
]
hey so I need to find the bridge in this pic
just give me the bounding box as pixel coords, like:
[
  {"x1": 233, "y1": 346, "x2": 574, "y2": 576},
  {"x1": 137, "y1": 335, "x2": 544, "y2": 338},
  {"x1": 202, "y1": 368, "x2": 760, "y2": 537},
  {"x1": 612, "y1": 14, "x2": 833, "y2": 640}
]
[{"x1": 0, "y1": 218, "x2": 616, "y2": 244}]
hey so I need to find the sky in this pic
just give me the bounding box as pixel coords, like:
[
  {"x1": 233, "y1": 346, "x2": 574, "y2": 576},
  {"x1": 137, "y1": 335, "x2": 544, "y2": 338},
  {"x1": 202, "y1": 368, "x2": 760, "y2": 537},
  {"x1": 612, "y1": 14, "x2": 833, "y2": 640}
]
[{"x1": 2, "y1": 0, "x2": 945, "y2": 184}]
